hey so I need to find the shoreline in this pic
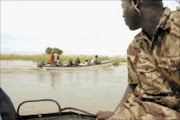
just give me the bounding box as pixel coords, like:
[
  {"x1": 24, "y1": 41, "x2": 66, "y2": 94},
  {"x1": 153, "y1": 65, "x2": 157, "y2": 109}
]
[{"x1": 0, "y1": 54, "x2": 127, "y2": 66}]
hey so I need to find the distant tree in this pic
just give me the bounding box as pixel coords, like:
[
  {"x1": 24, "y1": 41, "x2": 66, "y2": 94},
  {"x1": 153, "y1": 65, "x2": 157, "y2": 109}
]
[
  {"x1": 54, "y1": 48, "x2": 63, "y2": 55},
  {"x1": 45, "y1": 47, "x2": 63, "y2": 55},
  {"x1": 45, "y1": 47, "x2": 52, "y2": 54}
]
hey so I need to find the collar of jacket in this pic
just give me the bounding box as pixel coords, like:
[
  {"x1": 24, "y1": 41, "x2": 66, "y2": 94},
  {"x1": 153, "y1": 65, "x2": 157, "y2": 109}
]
[{"x1": 136, "y1": 7, "x2": 171, "y2": 50}]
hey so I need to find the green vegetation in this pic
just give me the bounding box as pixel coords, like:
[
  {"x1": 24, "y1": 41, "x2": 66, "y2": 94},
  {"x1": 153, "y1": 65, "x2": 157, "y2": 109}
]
[
  {"x1": 45, "y1": 47, "x2": 63, "y2": 55},
  {"x1": 0, "y1": 54, "x2": 127, "y2": 66},
  {"x1": 0, "y1": 54, "x2": 49, "y2": 62}
]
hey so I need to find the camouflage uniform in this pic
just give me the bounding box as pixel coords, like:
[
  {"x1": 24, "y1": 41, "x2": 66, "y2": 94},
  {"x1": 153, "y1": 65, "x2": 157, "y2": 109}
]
[{"x1": 109, "y1": 8, "x2": 180, "y2": 119}]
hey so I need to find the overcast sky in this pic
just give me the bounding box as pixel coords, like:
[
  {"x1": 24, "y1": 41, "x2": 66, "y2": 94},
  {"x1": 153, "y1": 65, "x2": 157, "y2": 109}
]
[{"x1": 1, "y1": 0, "x2": 179, "y2": 56}]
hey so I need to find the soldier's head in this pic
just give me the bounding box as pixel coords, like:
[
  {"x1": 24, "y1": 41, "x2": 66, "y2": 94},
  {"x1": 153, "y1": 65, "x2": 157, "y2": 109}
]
[{"x1": 121, "y1": 0, "x2": 163, "y2": 30}]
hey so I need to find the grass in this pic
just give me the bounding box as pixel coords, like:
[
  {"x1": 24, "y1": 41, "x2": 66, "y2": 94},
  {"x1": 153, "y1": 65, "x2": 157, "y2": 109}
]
[{"x1": 0, "y1": 54, "x2": 127, "y2": 66}]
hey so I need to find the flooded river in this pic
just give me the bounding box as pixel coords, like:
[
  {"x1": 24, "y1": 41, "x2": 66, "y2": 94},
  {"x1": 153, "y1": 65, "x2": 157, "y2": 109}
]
[{"x1": 0, "y1": 60, "x2": 128, "y2": 115}]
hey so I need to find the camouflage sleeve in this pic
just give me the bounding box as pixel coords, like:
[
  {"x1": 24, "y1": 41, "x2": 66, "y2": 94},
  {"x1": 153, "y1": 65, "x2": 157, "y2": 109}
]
[
  {"x1": 109, "y1": 93, "x2": 180, "y2": 120},
  {"x1": 127, "y1": 40, "x2": 140, "y2": 84},
  {"x1": 135, "y1": 39, "x2": 180, "y2": 109},
  {"x1": 168, "y1": 10, "x2": 180, "y2": 87},
  {"x1": 134, "y1": 10, "x2": 180, "y2": 109},
  {"x1": 155, "y1": 10, "x2": 180, "y2": 88}
]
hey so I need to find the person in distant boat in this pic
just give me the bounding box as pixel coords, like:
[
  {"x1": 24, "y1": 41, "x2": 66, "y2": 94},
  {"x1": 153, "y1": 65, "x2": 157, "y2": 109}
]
[
  {"x1": 91, "y1": 55, "x2": 100, "y2": 65},
  {"x1": 67, "y1": 59, "x2": 74, "y2": 67},
  {"x1": 84, "y1": 60, "x2": 90, "y2": 66},
  {"x1": 50, "y1": 50, "x2": 55, "y2": 66},
  {"x1": 75, "y1": 58, "x2": 81, "y2": 66},
  {"x1": 0, "y1": 87, "x2": 16, "y2": 120},
  {"x1": 55, "y1": 55, "x2": 61, "y2": 66},
  {"x1": 80, "y1": 59, "x2": 90, "y2": 66}
]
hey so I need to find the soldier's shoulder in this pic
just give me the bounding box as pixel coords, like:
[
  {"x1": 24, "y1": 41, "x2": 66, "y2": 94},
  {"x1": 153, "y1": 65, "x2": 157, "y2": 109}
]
[
  {"x1": 169, "y1": 9, "x2": 180, "y2": 21},
  {"x1": 127, "y1": 32, "x2": 143, "y2": 56},
  {"x1": 129, "y1": 32, "x2": 144, "y2": 48},
  {"x1": 168, "y1": 9, "x2": 180, "y2": 38},
  {"x1": 169, "y1": 9, "x2": 180, "y2": 23}
]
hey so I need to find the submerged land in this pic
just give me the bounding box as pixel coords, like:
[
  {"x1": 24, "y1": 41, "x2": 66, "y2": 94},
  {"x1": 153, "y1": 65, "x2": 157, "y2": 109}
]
[{"x1": 0, "y1": 54, "x2": 127, "y2": 66}]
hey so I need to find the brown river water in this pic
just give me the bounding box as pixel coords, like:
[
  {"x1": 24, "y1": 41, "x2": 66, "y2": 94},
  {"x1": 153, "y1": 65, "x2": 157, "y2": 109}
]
[{"x1": 0, "y1": 60, "x2": 128, "y2": 115}]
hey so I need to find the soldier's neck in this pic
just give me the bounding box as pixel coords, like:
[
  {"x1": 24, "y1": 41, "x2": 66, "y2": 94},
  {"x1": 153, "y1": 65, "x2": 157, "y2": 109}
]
[{"x1": 140, "y1": 8, "x2": 164, "y2": 40}]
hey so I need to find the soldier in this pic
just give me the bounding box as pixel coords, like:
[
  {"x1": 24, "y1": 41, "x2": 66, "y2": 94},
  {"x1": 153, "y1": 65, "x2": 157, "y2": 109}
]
[{"x1": 96, "y1": 0, "x2": 180, "y2": 119}]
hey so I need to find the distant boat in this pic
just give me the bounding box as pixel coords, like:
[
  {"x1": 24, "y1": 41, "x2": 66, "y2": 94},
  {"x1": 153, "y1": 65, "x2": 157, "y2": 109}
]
[{"x1": 37, "y1": 60, "x2": 115, "y2": 70}]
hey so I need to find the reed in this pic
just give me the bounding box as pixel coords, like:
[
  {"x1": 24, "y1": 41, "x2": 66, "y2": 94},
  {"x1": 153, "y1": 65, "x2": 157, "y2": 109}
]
[{"x1": 0, "y1": 54, "x2": 127, "y2": 66}]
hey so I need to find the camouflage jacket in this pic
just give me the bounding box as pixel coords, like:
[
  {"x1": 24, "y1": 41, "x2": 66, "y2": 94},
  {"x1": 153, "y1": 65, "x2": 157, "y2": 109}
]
[{"x1": 109, "y1": 8, "x2": 180, "y2": 120}]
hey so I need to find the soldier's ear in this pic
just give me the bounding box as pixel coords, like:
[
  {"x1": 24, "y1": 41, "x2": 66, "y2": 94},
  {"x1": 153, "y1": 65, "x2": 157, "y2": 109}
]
[
  {"x1": 131, "y1": 0, "x2": 141, "y2": 16},
  {"x1": 131, "y1": 0, "x2": 139, "y2": 7}
]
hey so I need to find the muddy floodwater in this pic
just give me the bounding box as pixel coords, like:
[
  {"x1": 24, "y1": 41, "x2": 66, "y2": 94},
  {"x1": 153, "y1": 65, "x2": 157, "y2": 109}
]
[{"x1": 0, "y1": 60, "x2": 128, "y2": 115}]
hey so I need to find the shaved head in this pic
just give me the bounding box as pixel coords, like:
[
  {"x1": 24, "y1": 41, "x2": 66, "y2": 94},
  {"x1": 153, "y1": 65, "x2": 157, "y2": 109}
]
[
  {"x1": 139, "y1": 0, "x2": 163, "y2": 8},
  {"x1": 123, "y1": 0, "x2": 163, "y2": 8},
  {"x1": 121, "y1": 0, "x2": 164, "y2": 31}
]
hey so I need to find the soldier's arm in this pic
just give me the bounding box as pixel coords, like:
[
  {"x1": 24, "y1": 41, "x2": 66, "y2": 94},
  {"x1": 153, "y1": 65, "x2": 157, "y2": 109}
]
[
  {"x1": 96, "y1": 84, "x2": 136, "y2": 120},
  {"x1": 114, "y1": 84, "x2": 136, "y2": 112}
]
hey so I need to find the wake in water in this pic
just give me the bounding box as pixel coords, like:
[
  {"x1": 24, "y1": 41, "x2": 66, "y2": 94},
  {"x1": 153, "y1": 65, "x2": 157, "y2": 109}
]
[{"x1": 0, "y1": 60, "x2": 40, "y2": 70}]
